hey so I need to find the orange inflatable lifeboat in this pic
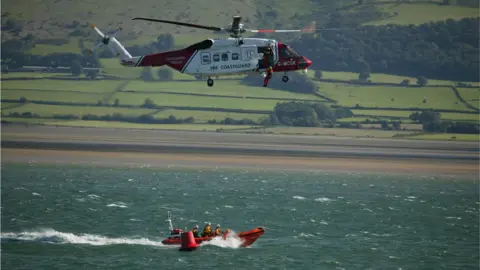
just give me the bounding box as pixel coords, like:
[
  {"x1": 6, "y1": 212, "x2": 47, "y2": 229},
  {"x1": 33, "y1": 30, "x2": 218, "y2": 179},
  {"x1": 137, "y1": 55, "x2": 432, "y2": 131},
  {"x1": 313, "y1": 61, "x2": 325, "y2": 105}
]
[
  {"x1": 161, "y1": 212, "x2": 265, "y2": 247},
  {"x1": 162, "y1": 226, "x2": 265, "y2": 247}
]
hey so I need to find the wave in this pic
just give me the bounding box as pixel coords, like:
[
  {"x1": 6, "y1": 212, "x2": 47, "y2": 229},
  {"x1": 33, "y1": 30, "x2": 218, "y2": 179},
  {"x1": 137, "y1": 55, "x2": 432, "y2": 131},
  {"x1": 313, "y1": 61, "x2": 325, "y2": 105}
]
[
  {"x1": 106, "y1": 202, "x2": 128, "y2": 208},
  {"x1": 1, "y1": 229, "x2": 167, "y2": 247}
]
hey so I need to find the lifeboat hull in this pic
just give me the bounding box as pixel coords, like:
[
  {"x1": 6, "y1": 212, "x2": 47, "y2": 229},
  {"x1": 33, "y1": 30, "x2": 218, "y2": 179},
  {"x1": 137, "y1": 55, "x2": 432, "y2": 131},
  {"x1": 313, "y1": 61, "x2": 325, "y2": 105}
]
[{"x1": 161, "y1": 227, "x2": 265, "y2": 247}]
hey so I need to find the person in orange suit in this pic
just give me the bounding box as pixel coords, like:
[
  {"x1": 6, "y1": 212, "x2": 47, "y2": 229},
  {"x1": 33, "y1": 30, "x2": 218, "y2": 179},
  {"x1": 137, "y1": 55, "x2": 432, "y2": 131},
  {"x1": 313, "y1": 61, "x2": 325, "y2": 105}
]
[{"x1": 263, "y1": 46, "x2": 274, "y2": 87}]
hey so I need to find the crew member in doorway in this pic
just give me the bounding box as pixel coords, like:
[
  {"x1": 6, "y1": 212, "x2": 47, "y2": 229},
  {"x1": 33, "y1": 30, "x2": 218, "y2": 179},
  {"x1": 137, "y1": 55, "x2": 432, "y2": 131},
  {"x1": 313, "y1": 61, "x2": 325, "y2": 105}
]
[{"x1": 263, "y1": 45, "x2": 274, "y2": 87}]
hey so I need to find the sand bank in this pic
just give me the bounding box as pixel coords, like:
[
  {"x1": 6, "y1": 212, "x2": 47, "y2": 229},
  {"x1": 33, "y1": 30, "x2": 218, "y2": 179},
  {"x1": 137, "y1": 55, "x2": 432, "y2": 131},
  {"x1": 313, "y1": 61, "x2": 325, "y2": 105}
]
[
  {"x1": 2, "y1": 148, "x2": 478, "y2": 176},
  {"x1": 1, "y1": 125, "x2": 478, "y2": 176}
]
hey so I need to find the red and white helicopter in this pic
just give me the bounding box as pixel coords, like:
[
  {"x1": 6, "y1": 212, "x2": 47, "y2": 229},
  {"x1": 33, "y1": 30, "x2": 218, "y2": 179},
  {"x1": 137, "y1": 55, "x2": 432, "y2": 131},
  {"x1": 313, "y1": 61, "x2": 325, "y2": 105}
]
[{"x1": 90, "y1": 16, "x2": 317, "y2": 87}]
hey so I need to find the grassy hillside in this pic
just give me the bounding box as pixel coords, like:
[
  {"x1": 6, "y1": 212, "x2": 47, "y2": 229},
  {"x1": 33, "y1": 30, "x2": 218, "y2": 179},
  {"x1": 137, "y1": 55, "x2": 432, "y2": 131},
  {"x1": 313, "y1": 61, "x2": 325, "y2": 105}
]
[
  {"x1": 1, "y1": 0, "x2": 320, "y2": 40},
  {"x1": 3, "y1": 0, "x2": 478, "y2": 51},
  {"x1": 364, "y1": 3, "x2": 479, "y2": 25}
]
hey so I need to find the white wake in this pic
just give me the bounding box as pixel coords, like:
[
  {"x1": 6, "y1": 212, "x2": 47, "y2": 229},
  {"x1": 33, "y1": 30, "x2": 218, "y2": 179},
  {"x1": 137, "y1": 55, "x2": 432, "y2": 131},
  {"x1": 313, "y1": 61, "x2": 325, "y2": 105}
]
[
  {"x1": 200, "y1": 230, "x2": 245, "y2": 249},
  {"x1": 1, "y1": 229, "x2": 167, "y2": 247}
]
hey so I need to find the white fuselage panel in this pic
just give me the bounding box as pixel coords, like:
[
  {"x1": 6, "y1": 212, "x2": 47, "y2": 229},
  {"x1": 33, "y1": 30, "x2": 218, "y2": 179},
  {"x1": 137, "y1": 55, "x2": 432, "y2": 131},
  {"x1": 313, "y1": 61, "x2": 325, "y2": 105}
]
[{"x1": 182, "y1": 38, "x2": 278, "y2": 76}]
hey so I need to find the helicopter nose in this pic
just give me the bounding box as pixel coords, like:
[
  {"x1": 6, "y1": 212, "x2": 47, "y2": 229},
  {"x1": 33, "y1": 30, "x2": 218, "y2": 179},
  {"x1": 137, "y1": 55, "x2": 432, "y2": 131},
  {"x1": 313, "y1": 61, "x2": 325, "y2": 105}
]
[
  {"x1": 304, "y1": 57, "x2": 312, "y2": 68},
  {"x1": 305, "y1": 58, "x2": 312, "y2": 67},
  {"x1": 298, "y1": 56, "x2": 312, "y2": 69}
]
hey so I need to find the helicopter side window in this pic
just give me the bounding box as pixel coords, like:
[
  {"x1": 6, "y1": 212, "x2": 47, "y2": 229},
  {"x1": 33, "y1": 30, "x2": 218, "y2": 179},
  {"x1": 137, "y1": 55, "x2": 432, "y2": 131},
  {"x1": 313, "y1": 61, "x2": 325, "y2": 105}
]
[
  {"x1": 201, "y1": 52, "x2": 211, "y2": 65},
  {"x1": 221, "y1": 53, "x2": 229, "y2": 61},
  {"x1": 232, "y1": 53, "x2": 239, "y2": 61},
  {"x1": 213, "y1": 54, "x2": 220, "y2": 62}
]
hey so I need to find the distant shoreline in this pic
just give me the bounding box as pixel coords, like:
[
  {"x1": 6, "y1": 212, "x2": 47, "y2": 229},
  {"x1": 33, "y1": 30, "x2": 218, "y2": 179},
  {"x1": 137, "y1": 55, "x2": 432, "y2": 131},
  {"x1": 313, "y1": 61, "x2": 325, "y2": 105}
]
[{"x1": 2, "y1": 125, "x2": 478, "y2": 176}]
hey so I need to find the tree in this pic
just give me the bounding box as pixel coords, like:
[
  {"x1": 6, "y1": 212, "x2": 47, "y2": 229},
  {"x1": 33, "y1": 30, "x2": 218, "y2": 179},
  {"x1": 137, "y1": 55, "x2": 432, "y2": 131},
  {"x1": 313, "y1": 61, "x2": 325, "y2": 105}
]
[
  {"x1": 113, "y1": 98, "x2": 120, "y2": 107},
  {"x1": 314, "y1": 70, "x2": 323, "y2": 80},
  {"x1": 416, "y1": 76, "x2": 428, "y2": 86},
  {"x1": 409, "y1": 111, "x2": 441, "y2": 124},
  {"x1": 156, "y1": 34, "x2": 175, "y2": 51},
  {"x1": 358, "y1": 72, "x2": 370, "y2": 82},
  {"x1": 157, "y1": 68, "x2": 173, "y2": 80},
  {"x1": 400, "y1": 79, "x2": 410, "y2": 85},
  {"x1": 71, "y1": 60, "x2": 82, "y2": 76},
  {"x1": 142, "y1": 98, "x2": 155, "y2": 108},
  {"x1": 310, "y1": 103, "x2": 336, "y2": 123},
  {"x1": 140, "y1": 67, "x2": 154, "y2": 81}
]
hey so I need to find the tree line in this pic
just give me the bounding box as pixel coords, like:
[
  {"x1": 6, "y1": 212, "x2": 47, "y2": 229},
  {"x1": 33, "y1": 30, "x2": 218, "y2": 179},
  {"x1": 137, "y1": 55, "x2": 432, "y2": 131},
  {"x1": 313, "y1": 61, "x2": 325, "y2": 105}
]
[{"x1": 291, "y1": 17, "x2": 479, "y2": 82}]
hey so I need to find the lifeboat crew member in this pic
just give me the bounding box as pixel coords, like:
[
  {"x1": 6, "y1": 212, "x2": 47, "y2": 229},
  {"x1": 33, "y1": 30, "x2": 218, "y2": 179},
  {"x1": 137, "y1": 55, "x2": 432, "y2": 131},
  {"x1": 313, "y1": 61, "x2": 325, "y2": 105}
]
[
  {"x1": 192, "y1": 225, "x2": 199, "y2": 237},
  {"x1": 222, "y1": 228, "x2": 231, "y2": 239},
  {"x1": 202, "y1": 222, "x2": 212, "y2": 237},
  {"x1": 214, "y1": 224, "x2": 223, "y2": 236}
]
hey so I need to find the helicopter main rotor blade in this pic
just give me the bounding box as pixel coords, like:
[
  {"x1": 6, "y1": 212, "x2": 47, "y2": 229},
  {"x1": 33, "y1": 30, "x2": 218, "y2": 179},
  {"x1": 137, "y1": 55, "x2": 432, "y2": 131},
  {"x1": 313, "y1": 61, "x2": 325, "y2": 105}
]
[
  {"x1": 246, "y1": 21, "x2": 342, "y2": 33},
  {"x1": 247, "y1": 28, "x2": 340, "y2": 33},
  {"x1": 132, "y1": 17, "x2": 223, "y2": 32}
]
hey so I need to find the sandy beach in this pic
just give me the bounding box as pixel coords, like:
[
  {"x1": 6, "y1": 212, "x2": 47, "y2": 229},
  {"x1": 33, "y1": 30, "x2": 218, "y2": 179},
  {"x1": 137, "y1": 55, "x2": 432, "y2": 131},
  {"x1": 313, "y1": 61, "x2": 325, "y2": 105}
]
[{"x1": 2, "y1": 125, "x2": 479, "y2": 176}]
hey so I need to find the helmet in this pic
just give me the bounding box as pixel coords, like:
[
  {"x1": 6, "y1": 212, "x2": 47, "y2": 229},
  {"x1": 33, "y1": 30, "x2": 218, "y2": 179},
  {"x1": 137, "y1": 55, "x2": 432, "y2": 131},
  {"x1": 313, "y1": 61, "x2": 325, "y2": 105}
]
[
  {"x1": 207, "y1": 222, "x2": 211, "y2": 226},
  {"x1": 216, "y1": 224, "x2": 220, "y2": 228},
  {"x1": 195, "y1": 225, "x2": 199, "y2": 229}
]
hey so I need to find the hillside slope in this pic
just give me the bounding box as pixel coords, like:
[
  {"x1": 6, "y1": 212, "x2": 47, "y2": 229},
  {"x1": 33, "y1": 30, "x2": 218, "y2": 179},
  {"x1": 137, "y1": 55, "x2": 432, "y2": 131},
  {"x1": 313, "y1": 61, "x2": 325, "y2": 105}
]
[
  {"x1": 3, "y1": 0, "x2": 478, "y2": 44},
  {"x1": 1, "y1": 0, "x2": 320, "y2": 40}
]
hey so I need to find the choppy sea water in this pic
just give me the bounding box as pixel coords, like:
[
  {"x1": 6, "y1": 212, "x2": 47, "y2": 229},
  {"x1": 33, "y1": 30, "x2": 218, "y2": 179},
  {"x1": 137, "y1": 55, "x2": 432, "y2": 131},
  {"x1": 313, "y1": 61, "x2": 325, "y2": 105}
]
[{"x1": 1, "y1": 163, "x2": 479, "y2": 270}]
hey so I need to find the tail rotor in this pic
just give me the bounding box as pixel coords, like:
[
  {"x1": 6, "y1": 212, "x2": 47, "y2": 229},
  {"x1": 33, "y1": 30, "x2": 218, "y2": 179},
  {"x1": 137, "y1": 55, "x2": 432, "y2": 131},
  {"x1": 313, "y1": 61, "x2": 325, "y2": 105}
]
[{"x1": 89, "y1": 24, "x2": 123, "y2": 56}]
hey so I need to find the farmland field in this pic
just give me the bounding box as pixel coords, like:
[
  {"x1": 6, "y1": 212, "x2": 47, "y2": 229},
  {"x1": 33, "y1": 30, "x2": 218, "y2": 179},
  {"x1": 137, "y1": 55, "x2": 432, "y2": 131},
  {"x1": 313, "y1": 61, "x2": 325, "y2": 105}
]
[
  {"x1": 112, "y1": 92, "x2": 279, "y2": 111},
  {"x1": 365, "y1": 3, "x2": 479, "y2": 26},
  {"x1": 406, "y1": 133, "x2": 479, "y2": 141},
  {"x1": 1, "y1": 79, "x2": 123, "y2": 93},
  {"x1": 351, "y1": 110, "x2": 479, "y2": 122},
  {"x1": 152, "y1": 109, "x2": 268, "y2": 122},
  {"x1": 316, "y1": 83, "x2": 473, "y2": 111},
  {"x1": 1, "y1": 103, "x2": 155, "y2": 117},
  {"x1": 1, "y1": 89, "x2": 105, "y2": 104},
  {"x1": 308, "y1": 70, "x2": 480, "y2": 86},
  {"x1": 124, "y1": 80, "x2": 324, "y2": 100}
]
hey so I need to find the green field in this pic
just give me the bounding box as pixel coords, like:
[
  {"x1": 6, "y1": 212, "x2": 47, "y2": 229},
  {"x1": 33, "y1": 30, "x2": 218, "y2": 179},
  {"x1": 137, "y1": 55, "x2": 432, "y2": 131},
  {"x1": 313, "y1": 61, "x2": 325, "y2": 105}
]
[
  {"x1": 112, "y1": 92, "x2": 279, "y2": 111},
  {"x1": 1, "y1": 103, "x2": 155, "y2": 117},
  {"x1": 124, "y1": 79, "x2": 323, "y2": 100},
  {"x1": 456, "y1": 87, "x2": 480, "y2": 106},
  {"x1": 351, "y1": 110, "x2": 479, "y2": 122},
  {"x1": 152, "y1": 109, "x2": 268, "y2": 123},
  {"x1": 406, "y1": 133, "x2": 479, "y2": 141},
  {"x1": 365, "y1": 3, "x2": 479, "y2": 25},
  {"x1": 258, "y1": 126, "x2": 417, "y2": 138},
  {"x1": 316, "y1": 83, "x2": 472, "y2": 111},
  {"x1": 0, "y1": 103, "x2": 269, "y2": 123},
  {"x1": 1, "y1": 89, "x2": 105, "y2": 104},
  {"x1": 307, "y1": 70, "x2": 479, "y2": 86},
  {"x1": 0, "y1": 72, "x2": 73, "y2": 79},
  {"x1": 38, "y1": 120, "x2": 258, "y2": 131},
  {"x1": 1, "y1": 79, "x2": 123, "y2": 93}
]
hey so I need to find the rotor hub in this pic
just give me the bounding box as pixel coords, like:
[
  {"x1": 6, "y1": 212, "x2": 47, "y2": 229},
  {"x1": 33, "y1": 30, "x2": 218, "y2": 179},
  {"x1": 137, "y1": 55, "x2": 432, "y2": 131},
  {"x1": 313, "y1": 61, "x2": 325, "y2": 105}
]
[{"x1": 102, "y1": 37, "x2": 110, "y2": 45}]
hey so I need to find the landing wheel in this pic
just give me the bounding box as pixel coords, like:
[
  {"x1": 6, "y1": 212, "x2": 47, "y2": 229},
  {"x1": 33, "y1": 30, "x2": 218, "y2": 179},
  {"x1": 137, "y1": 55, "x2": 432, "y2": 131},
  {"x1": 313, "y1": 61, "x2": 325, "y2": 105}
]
[
  {"x1": 207, "y1": 78, "x2": 214, "y2": 87},
  {"x1": 282, "y1": 75, "x2": 289, "y2": 83}
]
